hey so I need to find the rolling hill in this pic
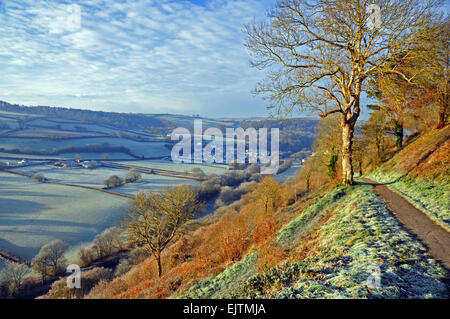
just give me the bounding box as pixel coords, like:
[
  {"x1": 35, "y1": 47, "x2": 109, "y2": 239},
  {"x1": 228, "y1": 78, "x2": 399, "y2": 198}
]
[{"x1": 83, "y1": 126, "x2": 449, "y2": 299}]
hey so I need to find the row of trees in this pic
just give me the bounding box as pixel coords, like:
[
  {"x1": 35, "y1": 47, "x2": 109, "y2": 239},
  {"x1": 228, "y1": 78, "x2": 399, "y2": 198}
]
[
  {"x1": 246, "y1": 0, "x2": 448, "y2": 185},
  {"x1": 103, "y1": 169, "x2": 142, "y2": 189}
]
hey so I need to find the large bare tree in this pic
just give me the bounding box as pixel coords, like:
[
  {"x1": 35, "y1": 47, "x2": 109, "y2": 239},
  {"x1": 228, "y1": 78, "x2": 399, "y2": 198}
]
[{"x1": 245, "y1": 0, "x2": 441, "y2": 184}]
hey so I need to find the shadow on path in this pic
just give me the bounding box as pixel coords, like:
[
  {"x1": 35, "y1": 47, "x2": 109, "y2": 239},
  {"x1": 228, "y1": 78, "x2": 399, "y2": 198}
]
[{"x1": 362, "y1": 178, "x2": 450, "y2": 292}]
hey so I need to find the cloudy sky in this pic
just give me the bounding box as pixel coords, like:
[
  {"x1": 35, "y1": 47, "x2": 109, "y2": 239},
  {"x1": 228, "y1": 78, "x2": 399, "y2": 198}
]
[{"x1": 0, "y1": 0, "x2": 277, "y2": 117}]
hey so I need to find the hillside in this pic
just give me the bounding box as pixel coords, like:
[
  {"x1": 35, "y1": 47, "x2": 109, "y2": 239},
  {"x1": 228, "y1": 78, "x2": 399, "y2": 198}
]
[
  {"x1": 366, "y1": 126, "x2": 450, "y2": 231},
  {"x1": 0, "y1": 100, "x2": 317, "y2": 159},
  {"x1": 81, "y1": 127, "x2": 449, "y2": 299}
]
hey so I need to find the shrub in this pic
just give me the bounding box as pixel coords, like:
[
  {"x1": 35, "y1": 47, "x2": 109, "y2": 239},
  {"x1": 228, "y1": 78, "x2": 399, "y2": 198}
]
[
  {"x1": 32, "y1": 173, "x2": 47, "y2": 183},
  {"x1": 125, "y1": 168, "x2": 141, "y2": 183},
  {"x1": 78, "y1": 247, "x2": 96, "y2": 267},
  {"x1": 191, "y1": 167, "x2": 206, "y2": 178},
  {"x1": 128, "y1": 246, "x2": 150, "y2": 265},
  {"x1": 103, "y1": 175, "x2": 123, "y2": 189},
  {"x1": 114, "y1": 259, "x2": 132, "y2": 277},
  {"x1": 92, "y1": 227, "x2": 123, "y2": 258},
  {"x1": 46, "y1": 267, "x2": 112, "y2": 299}
]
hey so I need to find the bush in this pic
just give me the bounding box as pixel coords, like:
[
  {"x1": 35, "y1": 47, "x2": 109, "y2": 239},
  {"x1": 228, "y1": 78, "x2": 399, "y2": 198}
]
[
  {"x1": 78, "y1": 247, "x2": 96, "y2": 266},
  {"x1": 125, "y1": 168, "x2": 141, "y2": 183},
  {"x1": 32, "y1": 240, "x2": 69, "y2": 279},
  {"x1": 215, "y1": 182, "x2": 255, "y2": 207},
  {"x1": 128, "y1": 246, "x2": 150, "y2": 265},
  {"x1": 103, "y1": 175, "x2": 123, "y2": 189},
  {"x1": 1, "y1": 262, "x2": 30, "y2": 296},
  {"x1": 191, "y1": 167, "x2": 206, "y2": 178},
  {"x1": 32, "y1": 173, "x2": 47, "y2": 183},
  {"x1": 92, "y1": 227, "x2": 123, "y2": 258},
  {"x1": 46, "y1": 267, "x2": 112, "y2": 299},
  {"x1": 114, "y1": 259, "x2": 132, "y2": 277}
]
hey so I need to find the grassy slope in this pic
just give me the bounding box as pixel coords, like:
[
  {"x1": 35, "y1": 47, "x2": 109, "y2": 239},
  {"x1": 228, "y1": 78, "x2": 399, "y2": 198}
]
[
  {"x1": 86, "y1": 128, "x2": 449, "y2": 299},
  {"x1": 365, "y1": 126, "x2": 450, "y2": 231},
  {"x1": 181, "y1": 184, "x2": 447, "y2": 299}
]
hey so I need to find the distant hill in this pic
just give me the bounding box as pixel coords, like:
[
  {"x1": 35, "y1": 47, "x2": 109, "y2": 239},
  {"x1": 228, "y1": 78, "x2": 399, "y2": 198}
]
[
  {"x1": 0, "y1": 100, "x2": 319, "y2": 157},
  {"x1": 0, "y1": 100, "x2": 172, "y2": 134}
]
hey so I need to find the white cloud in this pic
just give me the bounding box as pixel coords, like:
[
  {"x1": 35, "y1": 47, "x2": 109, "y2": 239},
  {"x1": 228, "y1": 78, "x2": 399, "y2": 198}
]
[{"x1": 0, "y1": 0, "x2": 275, "y2": 117}]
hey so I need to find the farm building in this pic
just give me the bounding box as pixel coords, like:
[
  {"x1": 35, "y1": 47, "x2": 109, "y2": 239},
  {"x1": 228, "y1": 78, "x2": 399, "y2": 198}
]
[
  {"x1": 80, "y1": 160, "x2": 103, "y2": 169},
  {"x1": 54, "y1": 160, "x2": 80, "y2": 168}
]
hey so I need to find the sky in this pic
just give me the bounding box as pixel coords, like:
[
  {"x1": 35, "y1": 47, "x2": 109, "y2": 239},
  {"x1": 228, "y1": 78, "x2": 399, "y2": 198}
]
[{"x1": 0, "y1": 0, "x2": 280, "y2": 118}]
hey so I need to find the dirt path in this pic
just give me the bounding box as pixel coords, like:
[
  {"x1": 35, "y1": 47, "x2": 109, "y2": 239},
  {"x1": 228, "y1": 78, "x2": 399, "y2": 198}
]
[{"x1": 362, "y1": 178, "x2": 450, "y2": 270}]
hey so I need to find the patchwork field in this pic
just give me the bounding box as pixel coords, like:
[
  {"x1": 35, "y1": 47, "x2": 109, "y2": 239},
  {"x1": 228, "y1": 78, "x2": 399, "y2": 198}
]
[
  {"x1": 0, "y1": 159, "x2": 221, "y2": 261},
  {"x1": 0, "y1": 171, "x2": 130, "y2": 260},
  {"x1": 117, "y1": 160, "x2": 229, "y2": 175},
  {"x1": 0, "y1": 137, "x2": 170, "y2": 158},
  {"x1": 0, "y1": 152, "x2": 135, "y2": 160},
  {"x1": 11, "y1": 164, "x2": 201, "y2": 195}
]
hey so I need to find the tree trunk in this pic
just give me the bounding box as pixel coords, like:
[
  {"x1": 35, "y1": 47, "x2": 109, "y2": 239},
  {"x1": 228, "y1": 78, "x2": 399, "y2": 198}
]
[
  {"x1": 156, "y1": 252, "x2": 162, "y2": 278},
  {"x1": 435, "y1": 95, "x2": 447, "y2": 129},
  {"x1": 394, "y1": 123, "x2": 403, "y2": 149},
  {"x1": 341, "y1": 121, "x2": 355, "y2": 185}
]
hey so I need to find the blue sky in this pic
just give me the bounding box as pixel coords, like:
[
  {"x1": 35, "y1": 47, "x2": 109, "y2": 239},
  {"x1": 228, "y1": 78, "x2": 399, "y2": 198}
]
[{"x1": 0, "y1": 0, "x2": 276, "y2": 117}]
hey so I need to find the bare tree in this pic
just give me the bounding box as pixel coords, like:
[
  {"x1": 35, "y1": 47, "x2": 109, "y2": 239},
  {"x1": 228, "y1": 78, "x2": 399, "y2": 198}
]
[
  {"x1": 3, "y1": 263, "x2": 29, "y2": 295},
  {"x1": 32, "y1": 253, "x2": 50, "y2": 284},
  {"x1": 37, "y1": 240, "x2": 69, "y2": 275},
  {"x1": 245, "y1": 0, "x2": 440, "y2": 184},
  {"x1": 125, "y1": 185, "x2": 201, "y2": 277}
]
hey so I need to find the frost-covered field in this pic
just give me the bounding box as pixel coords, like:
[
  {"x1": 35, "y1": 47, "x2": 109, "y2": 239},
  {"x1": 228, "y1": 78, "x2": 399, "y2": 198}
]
[
  {"x1": 0, "y1": 152, "x2": 135, "y2": 160},
  {"x1": 0, "y1": 116, "x2": 20, "y2": 131},
  {"x1": 0, "y1": 137, "x2": 170, "y2": 158},
  {"x1": 12, "y1": 164, "x2": 201, "y2": 194},
  {"x1": 117, "y1": 160, "x2": 229, "y2": 175},
  {"x1": 0, "y1": 160, "x2": 210, "y2": 260},
  {"x1": 0, "y1": 171, "x2": 129, "y2": 260},
  {"x1": 114, "y1": 175, "x2": 199, "y2": 197},
  {"x1": 12, "y1": 165, "x2": 126, "y2": 188},
  {"x1": 26, "y1": 118, "x2": 115, "y2": 134}
]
